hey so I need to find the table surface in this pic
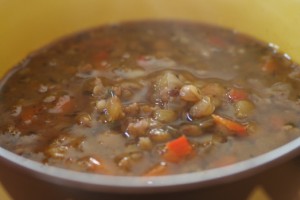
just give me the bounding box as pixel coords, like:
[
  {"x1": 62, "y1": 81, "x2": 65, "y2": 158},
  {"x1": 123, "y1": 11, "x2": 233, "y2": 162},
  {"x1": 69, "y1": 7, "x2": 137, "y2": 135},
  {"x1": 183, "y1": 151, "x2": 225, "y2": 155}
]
[{"x1": 0, "y1": 157, "x2": 299, "y2": 200}]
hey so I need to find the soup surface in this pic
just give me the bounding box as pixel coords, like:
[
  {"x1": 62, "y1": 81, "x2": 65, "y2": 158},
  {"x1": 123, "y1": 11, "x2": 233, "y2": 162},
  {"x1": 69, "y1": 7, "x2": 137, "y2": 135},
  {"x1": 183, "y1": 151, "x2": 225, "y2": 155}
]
[{"x1": 0, "y1": 21, "x2": 300, "y2": 176}]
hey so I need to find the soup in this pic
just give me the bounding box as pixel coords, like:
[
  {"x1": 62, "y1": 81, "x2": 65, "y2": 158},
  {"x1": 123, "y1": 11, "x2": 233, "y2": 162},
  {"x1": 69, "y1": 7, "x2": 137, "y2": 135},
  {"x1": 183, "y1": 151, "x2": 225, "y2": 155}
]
[{"x1": 0, "y1": 21, "x2": 299, "y2": 176}]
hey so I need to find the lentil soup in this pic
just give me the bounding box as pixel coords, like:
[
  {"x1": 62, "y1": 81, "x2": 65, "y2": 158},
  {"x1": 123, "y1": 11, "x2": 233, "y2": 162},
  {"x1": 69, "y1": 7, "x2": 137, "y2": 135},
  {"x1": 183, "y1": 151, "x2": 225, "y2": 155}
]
[{"x1": 0, "y1": 21, "x2": 300, "y2": 176}]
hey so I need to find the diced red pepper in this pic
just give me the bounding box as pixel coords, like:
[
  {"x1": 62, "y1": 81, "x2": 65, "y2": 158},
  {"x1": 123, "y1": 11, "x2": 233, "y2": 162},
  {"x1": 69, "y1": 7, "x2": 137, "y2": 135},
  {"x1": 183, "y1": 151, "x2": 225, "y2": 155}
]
[
  {"x1": 163, "y1": 135, "x2": 193, "y2": 163},
  {"x1": 212, "y1": 114, "x2": 247, "y2": 136},
  {"x1": 227, "y1": 88, "x2": 248, "y2": 102}
]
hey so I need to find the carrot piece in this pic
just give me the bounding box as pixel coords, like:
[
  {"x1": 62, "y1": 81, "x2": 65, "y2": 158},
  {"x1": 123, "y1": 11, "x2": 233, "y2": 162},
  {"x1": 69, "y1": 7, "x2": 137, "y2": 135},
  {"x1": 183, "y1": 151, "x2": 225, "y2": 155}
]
[
  {"x1": 60, "y1": 98, "x2": 74, "y2": 113},
  {"x1": 92, "y1": 50, "x2": 108, "y2": 63},
  {"x1": 270, "y1": 115, "x2": 285, "y2": 130},
  {"x1": 48, "y1": 95, "x2": 74, "y2": 114},
  {"x1": 208, "y1": 36, "x2": 227, "y2": 48},
  {"x1": 21, "y1": 107, "x2": 37, "y2": 122},
  {"x1": 79, "y1": 156, "x2": 111, "y2": 175},
  {"x1": 90, "y1": 159, "x2": 111, "y2": 175},
  {"x1": 143, "y1": 162, "x2": 169, "y2": 176},
  {"x1": 212, "y1": 114, "x2": 247, "y2": 136},
  {"x1": 163, "y1": 135, "x2": 193, "y2": 163},
  {"x1": 227, "y1": 88, "x2": 248, "y2": 102},
  {"x1": 262, "y1": 59, "x2": 277, "y2": 73},
  {"x1": 212, "y1": 155, "x2": 237, "y2": 168}
]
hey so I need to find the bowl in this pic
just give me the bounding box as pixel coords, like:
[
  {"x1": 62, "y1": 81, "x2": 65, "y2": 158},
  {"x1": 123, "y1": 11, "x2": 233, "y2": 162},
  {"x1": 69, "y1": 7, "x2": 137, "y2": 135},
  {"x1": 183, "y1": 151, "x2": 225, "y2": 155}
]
[{"x1": 0, "y1": 1, "x2": 300, "y2": 199}]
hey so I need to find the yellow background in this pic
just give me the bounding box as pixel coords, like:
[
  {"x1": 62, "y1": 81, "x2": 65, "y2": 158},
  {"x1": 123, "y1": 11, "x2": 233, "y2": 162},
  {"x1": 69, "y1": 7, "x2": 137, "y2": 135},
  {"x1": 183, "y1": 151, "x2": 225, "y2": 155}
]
[
  {"x1": 1, "y1": 0, "x2": 300, "y2": 77},
  {"x1": 0, "y1": 0, "x2": 300, "y2": 199}
]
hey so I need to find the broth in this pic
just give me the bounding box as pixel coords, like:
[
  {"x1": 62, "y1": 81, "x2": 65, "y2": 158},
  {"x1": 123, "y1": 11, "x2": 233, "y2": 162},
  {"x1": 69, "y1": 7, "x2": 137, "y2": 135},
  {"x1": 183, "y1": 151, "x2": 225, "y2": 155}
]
[{"x1": 0, "y1": 21, "x2": 300, "y2": 176}]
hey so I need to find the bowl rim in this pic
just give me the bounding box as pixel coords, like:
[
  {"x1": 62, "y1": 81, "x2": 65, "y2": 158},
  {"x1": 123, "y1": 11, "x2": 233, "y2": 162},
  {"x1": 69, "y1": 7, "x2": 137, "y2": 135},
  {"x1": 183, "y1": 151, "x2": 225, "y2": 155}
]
[{"x1": 0, "y1": 136, "x2": 299, "y2": 194}]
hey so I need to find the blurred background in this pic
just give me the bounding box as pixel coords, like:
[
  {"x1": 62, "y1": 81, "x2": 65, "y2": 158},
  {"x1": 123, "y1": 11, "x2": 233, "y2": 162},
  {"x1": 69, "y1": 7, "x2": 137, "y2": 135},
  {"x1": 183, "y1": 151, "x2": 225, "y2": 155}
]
[{"x1": 0, "y1": 0, "x2": 299, "y2": 199}]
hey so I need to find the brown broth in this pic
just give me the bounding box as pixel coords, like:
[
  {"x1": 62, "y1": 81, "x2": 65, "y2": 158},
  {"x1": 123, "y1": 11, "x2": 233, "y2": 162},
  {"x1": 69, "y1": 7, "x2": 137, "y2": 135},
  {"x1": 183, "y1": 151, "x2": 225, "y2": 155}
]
[{"x1": 0, "y1": 21, "x2": 300, "y2": 176}]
